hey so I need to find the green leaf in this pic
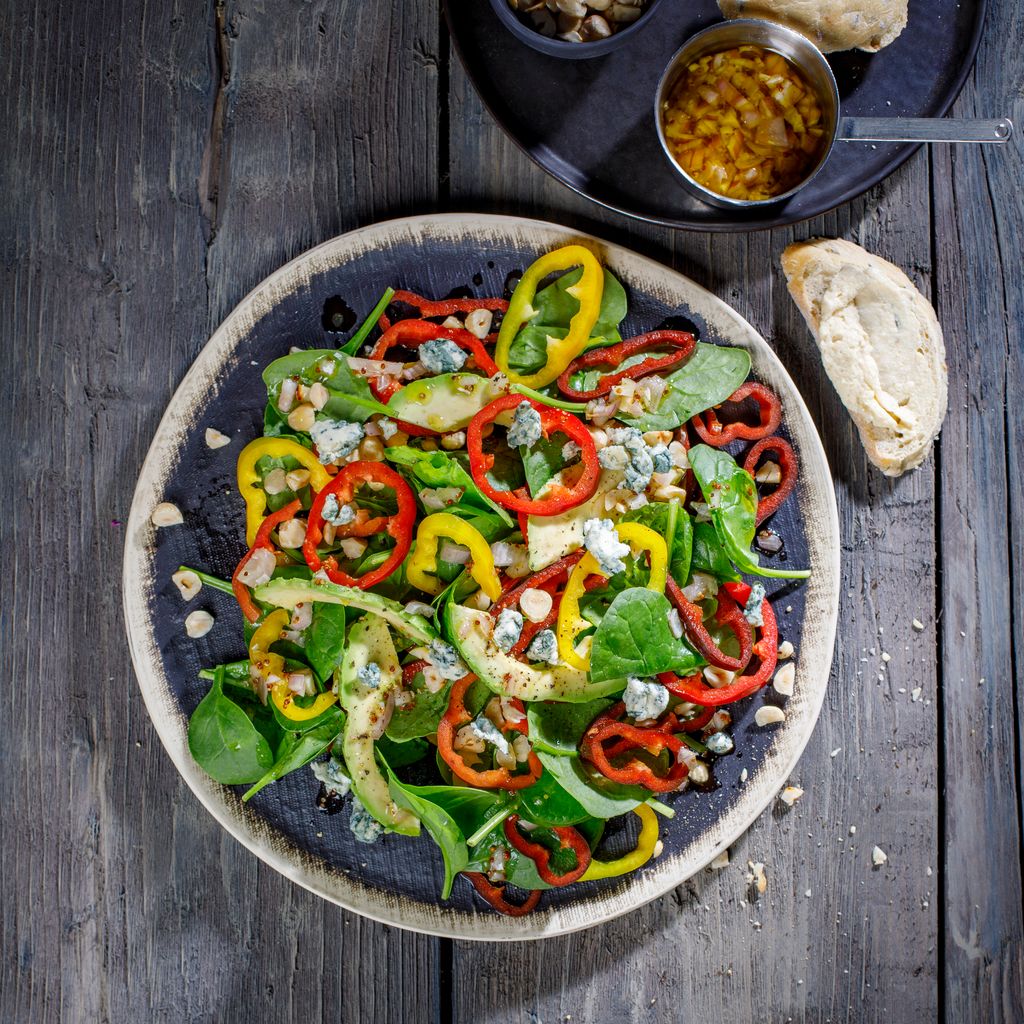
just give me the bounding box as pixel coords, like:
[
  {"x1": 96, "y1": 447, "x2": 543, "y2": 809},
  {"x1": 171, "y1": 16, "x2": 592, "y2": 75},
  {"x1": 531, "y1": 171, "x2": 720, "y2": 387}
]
[
  {"x1": 589, "y1": 588, "x2": 705, "y2": 683},
  {"x1": 690, "y1": 521, "x2": 740, "y2": 581},
  {"x1": 262, "y1": 349, "x2": 392, "y2": 423},
  {"x1": 242, "y1": 711, "x2": 344, "y2": 801},
  {"x1": 520, "y1": 435, "x2": 566, "y2": 498},
  {"x1": 375, "y1": 734, "x2": 431, "y2": 769},
  {"x1": 620, "y1": 343, "x2": 751, "y2": 432},
  {"x1": 620, "y1": 501, "x2": 693, "y2": 587},
  {"x1": 516, "y1": 768, "x2": 593, "y2": 826},
  {"x1": 187, "y1": 668, "x2": 275, "y2": 785},
  {"x1": 386, "y1": 672, "x2": 452, "y2": 742},
  {"x1": 536, "y1": 751, "x2": 646, "y2": 819},
  {"x1": 507, "y1": 268, "x2": 626, "y2": 373},
  {"x1": 526, "y1": 698, "x2": 614, "y2": 756},
  {"x1": 387, "y1": 776, "x2": 502, "y2": 899},
  {"x1": 305, "y1": 604, "x2": 346, "y2": 683},
  {"x1": 341, "y1": 287, "x2": 394, "y2": 356},
  {"x1": 688, "y1": 444, "x2": 810, "y2": 580},
  {"x1": 384, "y1": 445, "x2": 513, "y2": 526}
]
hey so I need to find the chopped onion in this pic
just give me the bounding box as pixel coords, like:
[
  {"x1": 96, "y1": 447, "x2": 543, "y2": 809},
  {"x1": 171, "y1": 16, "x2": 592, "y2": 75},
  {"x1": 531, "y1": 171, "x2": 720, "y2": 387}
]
[
  {"x1": 348, "y1": 356, "x2": 406, "y2": 378},
  {"x1": 238, "y1": 547, "x2": 276, "y2": 587},
  {"x1": 439, "y1": 541, "x2": 471, "y2": 565},
  {"x1": 277, "y1": 378, "x2": 298, "y2": 413},
  {"x1": 682, "y1": 571, "x2": 719, "y2": 602}
]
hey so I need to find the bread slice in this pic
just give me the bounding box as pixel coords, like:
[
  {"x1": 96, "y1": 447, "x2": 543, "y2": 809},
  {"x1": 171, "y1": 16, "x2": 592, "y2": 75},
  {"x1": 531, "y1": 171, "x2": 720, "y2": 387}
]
[
  {"x1": 717, "y1": 0, "x2": 908, "y2": 54},
  {"x1": 781, "y1": 238, "x2": 947, "y2": 477}
]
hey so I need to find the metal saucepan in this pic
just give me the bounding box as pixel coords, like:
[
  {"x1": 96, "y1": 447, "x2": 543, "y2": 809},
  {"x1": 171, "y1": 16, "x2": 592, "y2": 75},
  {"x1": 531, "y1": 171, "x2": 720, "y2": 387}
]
[{"x1": 655, "y1": 19, "x2": 1014, "y2": 210}]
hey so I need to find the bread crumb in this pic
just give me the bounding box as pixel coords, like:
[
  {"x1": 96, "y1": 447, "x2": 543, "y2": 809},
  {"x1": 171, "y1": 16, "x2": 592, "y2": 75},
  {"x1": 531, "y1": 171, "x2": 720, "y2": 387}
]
[{"x1": 779, "y1": 785, "x2": 804, "y2": 807}]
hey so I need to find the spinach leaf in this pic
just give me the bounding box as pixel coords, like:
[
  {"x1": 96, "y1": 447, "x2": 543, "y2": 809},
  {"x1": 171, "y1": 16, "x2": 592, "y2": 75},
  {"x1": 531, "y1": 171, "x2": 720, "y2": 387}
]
[
  {"x1": 589, "y1": 588, "x2": 705, "y2": 683},
  {"x1": 537, "y1": 751, "x2": 646, "y2": 818},
  {"x1": 620, "y1": 501, "x2": 693, "y2": 586},
  {"x1": 690, "y1": 521, "x2": 740, "y2": 581},
  {"x1": 507, "y1": 268, "x2": 626, "y2": 373},
  {"x1": 619, "y1": 343, "x2": 751, "y2": 432},
  {"x1": 527, "y1": 698, "x2": 614, "y2": 756},
  {"x1": 305, "y1": 604, "x2": 346, "y2": 683},
  {"x1": 384, "y1": 445, "x2": 513, "y2": 525},
  {"x1": 386, "y1": 672, "x2": 451, "y2": 742},
  {"x1": 262, "y1": 349, "x2": 391, "y2": 422},
  {"x1": 376, "y1": 734, "x2": 431, "y2": 769},
  {"x1": 521, "y1": 435, "x2": 566, "y2": 498},
  {"x1": 340, "y1": 287, "x2": 394, "y2": 356},
  {"x1": 187, "y1": 668, "x2": 275, "y2": 785},
  {"x1": 688, "y1": 444, "x2": 810, "y2": 580},
  {"x1": 241, "y1": 711, "x2": 344, "y2": 802},
  {"x1": 387, "y1": 776, "x2": 502, "y2": 899},
  {"x1": 516, "y1": 769, "x2": 593, "y2": 826}
]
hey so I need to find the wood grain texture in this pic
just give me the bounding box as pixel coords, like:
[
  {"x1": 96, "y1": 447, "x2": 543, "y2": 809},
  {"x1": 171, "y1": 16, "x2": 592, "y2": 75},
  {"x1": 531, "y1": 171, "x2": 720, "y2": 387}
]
[
  {"x1": 1, "y1": 0, "x2": 1021, "y2": 1019},
  {"x1": 931, "y1": 0, "x2": 1024, "y2": 1015},
  {"x1": 0, "y1": 0, "x2": 442, "y2": 1021}
]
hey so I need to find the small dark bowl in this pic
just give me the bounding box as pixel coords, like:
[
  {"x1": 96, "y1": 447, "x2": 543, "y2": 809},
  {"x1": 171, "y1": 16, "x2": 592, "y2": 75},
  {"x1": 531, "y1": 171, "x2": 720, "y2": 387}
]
[{"x1": 486, "y1": 0, "x2": 664, "y2": 60}]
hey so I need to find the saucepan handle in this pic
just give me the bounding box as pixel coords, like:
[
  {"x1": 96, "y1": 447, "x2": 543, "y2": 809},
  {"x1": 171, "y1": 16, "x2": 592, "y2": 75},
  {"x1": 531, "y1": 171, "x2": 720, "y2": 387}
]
[{"x1": 837, "y1": 117, "x2": 1013, "y2": 144}]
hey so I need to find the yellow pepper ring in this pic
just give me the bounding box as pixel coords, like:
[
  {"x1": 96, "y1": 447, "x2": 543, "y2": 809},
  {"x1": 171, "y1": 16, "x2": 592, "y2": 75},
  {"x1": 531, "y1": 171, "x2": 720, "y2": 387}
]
[
  {"x1": 237, "y1": 438, "x2": 332, "y2": 546},
  {"x1": 555, "y1": 524, "x2": 669, "y2": 669},
  {"x1": 495, "y1": 244, "x2": 604, "y2": 390},
  {"x1": 250, "y1": 608, "x2": 339, "y2": 723},
  {"x1": 579, "y1": 804, "x2": 659, "y2": 881},
  {"x1": 406, "y1": 512, "x2": 502, "y2": 602}
]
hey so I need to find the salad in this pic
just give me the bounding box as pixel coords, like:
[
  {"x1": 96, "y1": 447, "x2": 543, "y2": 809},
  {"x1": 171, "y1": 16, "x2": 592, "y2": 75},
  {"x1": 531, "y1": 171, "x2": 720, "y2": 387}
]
[{"x1": 175, "y1": 244, "x2": 809, "y2": 917}]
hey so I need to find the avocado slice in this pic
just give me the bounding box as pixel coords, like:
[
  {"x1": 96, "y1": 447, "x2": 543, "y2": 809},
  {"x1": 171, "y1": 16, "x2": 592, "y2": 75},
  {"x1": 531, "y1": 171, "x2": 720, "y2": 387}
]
[
  {"x1": 525, "y1": 468, "x2": 624, "y2": 572},
  {"x1": 387, "y1": 373, "x2": 502, "y2": 432},
  {"x1": 253, "y1": 577, "x2": 436, "y2": 644},
  {"x1": 444, "y1": 603, "x2": 623, "y2": 703},
  {"x1": 339, "y1": 614, "x2": 420, "y2": 836}
]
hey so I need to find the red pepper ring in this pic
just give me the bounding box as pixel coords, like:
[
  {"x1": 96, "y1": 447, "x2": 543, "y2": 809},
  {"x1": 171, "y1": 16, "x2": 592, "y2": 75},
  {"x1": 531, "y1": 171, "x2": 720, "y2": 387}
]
[
  {"x1": 232, "y1": 499, "x2": 302, "y2": 623},
  {"x1": 491, "y1": 550, "x2": 586, "y2": 615},
  {"x1": 503, "y1": 816, "x2": 592, "y2": 887},
  {"x1": 658, "y1": 596, "x2": 779, "y2": 706},
  {"x1": 390, "y1": 289, "x2": 509, "y2": 319},
  {"x1": 665, "y1": 576, "x2": 753, "y2": 673},
  {"x1": 464, "y1": 872, "x2": 541, "y2": 917},
  {"x1": 302, "y1": 461, "x2": 416, "y2": 590},
  {"x1": 367, "y1": 319, "x2": 500, "y2": 402},
  {"x1": 436, "y1": 675, "x2": 542, "y2": 791},
  {"x1": 556, "y1": 330, "x2": 696, "y2": 401},
  {"x1": 580, "y1": 720, "x2": 688, "y2": 793},
  {"x1": 468, "y1": 396, "x2": 600, "y2": 517},
  {"x1": 690, "y1": 382, "x2": 782, "y2": 447},
  {"x1": 743, "y1": 435, "x2": 799, "y2": 525}
]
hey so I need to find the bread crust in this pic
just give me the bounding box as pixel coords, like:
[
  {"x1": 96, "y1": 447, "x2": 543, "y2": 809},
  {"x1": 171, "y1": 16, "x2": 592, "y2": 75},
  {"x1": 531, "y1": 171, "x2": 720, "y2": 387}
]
[
  {"x1": 718, "y1": 0, "x2": 908, "y2": 53},
  {"x1": 781, "y1": 239, "x2": 947, "y2": 477}
]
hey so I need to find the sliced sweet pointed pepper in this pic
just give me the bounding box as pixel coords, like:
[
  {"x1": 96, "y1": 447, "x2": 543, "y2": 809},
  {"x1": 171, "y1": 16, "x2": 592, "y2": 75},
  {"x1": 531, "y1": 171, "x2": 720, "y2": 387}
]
[
  {"x1": 237, "y1": 438, "x2": 332, "y2": 547},
  {"x1": 232, "y1": 499, "x2": 302, "y2": 623},
  {"x1": 407, "y1": 511, "x2": 502, "y2": 601},
  {"x1": 743, "y1": 435, "x2": 799, "y2": 524},
  {"x1": 503, "y1": 816, "x2": 592, "y2": 886},
  {"x1": 464, "y1": 872, "x2": 541, "y2": 916},
  {"x1": 690, "y1": 382, "x2": 782, "y2": 447},
  {"x1": 494, "y1": 245, "x2": 604, "y2": 389},
  {"x1": 579, "y1": 805, "x2": 659, "y2": 881}
]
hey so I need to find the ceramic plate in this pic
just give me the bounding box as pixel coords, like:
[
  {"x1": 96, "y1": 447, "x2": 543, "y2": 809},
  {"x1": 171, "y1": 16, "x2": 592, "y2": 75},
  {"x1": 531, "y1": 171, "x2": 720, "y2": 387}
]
[{"x1": 123, "y1": 214, "x2": 840, "y2": 939}]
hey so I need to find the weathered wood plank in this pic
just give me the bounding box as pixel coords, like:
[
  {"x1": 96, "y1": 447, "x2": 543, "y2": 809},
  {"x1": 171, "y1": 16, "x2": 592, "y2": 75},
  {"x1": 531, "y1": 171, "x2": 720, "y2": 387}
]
[
  {"x1": 0, "y1": 1, "x2": 444, "y2": 1021},
  {"x1": 447, "y1": 35, "x2": 941, "y2": 1024},
  {"x1": 931, "y1": 0, "x2": 1024, "y2": 1014}
]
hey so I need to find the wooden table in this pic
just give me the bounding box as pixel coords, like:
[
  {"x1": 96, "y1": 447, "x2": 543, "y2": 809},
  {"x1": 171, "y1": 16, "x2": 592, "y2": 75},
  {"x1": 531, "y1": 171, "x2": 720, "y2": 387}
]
[{"x1": 3, "y1": 1, "x2": 1021, "y2": 1020}]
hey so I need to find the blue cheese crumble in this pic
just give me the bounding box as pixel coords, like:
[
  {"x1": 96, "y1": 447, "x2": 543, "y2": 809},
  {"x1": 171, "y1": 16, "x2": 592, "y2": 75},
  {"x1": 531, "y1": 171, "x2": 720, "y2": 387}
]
[
  {"x1": 357, "y1": 662, "x2": 382, "y2": 688},
  {"x1": 606, "y1": 426, "x2": 655, "y2": 492},
  {"x1": 310, "y1": 417, "x2": 363, "y2": 463},
  {"x1": 507, "y1": 401, "x2": 543, "y2": 449},
  {"x1": 349, "y1": 797, "x2": 385, "y2": 844},
  {"x1": 582, "y1": 517, "x2": 630, "y2": 577},
  {"x1": 743, "y1": 583, "x2": 766, "y2": 627},
  {"x1": 322, "y1": 494, "x2": 356, "y2": 526},
  {"x1": 525, "y1": 628, "x2": 559, "y2": 665},
  {"x1": 705, "y1": 731, "x2": 734, "y2": 755},
  {"x1": 311, "y1": 757, "x2": 351, "y2": 796},
  {"x1": 469, "y1": 715, "x2": 510, "y2": 756},
  {"x1": 419, "y1": 338, "x2": 468, "y2": 374},
  {"x1": 426, "y1": 639, "x2": 468, "y2": 681},
  {"x1": 623, "y1": 676, "x2": 669, "y2": 721},
  {"x1": 650, "y1": 444, "x2": 672, "y2": 475},
  {"x1": 493, "y1": 609, "x2": 524, "y2": 653}
]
